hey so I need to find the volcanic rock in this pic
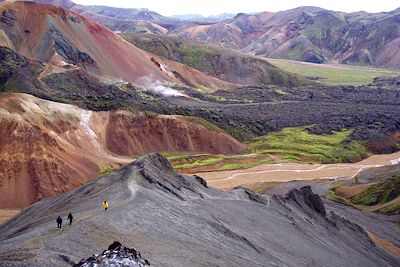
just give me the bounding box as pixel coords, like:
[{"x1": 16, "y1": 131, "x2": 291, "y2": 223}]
[{"x1": 74, "y1": 241, "x2": 150, "y2": 267}]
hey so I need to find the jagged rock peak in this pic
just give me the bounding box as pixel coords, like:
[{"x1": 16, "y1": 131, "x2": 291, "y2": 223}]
[
  {"x1": 285, "y1": 185, "x2": 326, "y2": 216},
  {"x1": 129, "y1": 153, "x2": 210, "y2": 200},
  {"x1": 134, "y1": 153, "x2": 176, "y2": 173},
  {"x1": 74, "y1": 241, "x2": 151, "y2": 267}
]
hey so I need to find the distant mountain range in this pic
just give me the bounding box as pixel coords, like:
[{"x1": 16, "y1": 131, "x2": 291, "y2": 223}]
[
  {"x1": 30, "y1": 0, "x2": 192, "y2": 30},
  {"x1": 26, "y1": 0, "x2": 400, "y2": 69},
  {"x1": 174, "y1": 7, "x2": 400, "y2": 68},
  {"x1": 171, "y1": 13, "x2": 236, "y2": 22}
]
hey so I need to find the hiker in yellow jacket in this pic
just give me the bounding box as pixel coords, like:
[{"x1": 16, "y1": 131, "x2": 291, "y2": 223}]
[{"x1": 103, "y1": 200, "x2": 109, "y2": 211}]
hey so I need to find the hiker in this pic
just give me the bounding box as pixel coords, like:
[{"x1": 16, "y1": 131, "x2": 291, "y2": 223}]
[
  {"x1": 67, "y1": 212, "x2": 73, "y2": 225},
  {"x1": 56, "y1": 216, "x2": 63, "y2": 230},
  {"x1": 103, "y1": 200, "x2": 109, "y2": 211}
]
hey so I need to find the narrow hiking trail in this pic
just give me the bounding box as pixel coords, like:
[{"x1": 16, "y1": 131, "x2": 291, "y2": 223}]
[{"x1": 198, "y1": 151, "x2": 400, "y2": 189}]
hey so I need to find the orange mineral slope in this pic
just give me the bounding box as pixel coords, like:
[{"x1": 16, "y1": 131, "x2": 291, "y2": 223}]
[
  {"x1": 0, "y1": 1, "x2": 235, "y2": 90},
  {"x1": 0, "y1": 93, "x2": 244, "y2": 209}
]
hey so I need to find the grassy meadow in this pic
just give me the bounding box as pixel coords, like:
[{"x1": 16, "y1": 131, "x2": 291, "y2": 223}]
[
  {"x1": 267, "y1": 58, "x2": 400, "y2": 86},
  {"x1": 168, "y1": 127, "x2": 369, "y2": 172}
]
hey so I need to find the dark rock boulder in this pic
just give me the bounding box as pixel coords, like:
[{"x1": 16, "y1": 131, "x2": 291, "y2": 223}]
[
  {"x1": 285, "y1": 185, "x2": 326, "y2": 216},
  {"x1": 74, "y1": 241, "x2": 150, "y2": 267}
]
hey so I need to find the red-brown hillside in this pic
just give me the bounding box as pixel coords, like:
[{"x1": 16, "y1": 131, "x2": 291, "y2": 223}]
[
  {"x1": 0, "y1": 93, "x2": 244, "y2": 209},
  {"x1": 0, "y1": 1, "x2": 234, "y2": 89}
]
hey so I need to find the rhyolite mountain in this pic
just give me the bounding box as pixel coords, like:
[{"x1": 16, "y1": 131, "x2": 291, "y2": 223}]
[
  {"x1": 28, "y1": 1, "x2": 400, "y2": 68},
  {"x1": 0, "y1": 153, "x2": 398, "y2": 266},
  {"x1": 5, "y1": 1, "x2": 309, "y2": 87},
  {"x1": 0, "y1": 92, "x2": 243, "y2": 209},
  {"x1": 0, "y1": 0, "x2": 399, "y2": 215},
  {"x1": 0, "y1": 0, "x2": 244, "y2": 210},
  {"x1": 173, "y1": 6, "x2": 400, "y2": 68},
  {"x1": 0, "y1": 1, "x2": 234, "y2": 90},
  {"x1": 0, "y1": 2, "x2": 399, "y2": 265}
]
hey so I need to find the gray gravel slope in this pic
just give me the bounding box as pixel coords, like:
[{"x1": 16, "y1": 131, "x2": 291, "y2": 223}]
[{"x1": 0, "y1": 154, "x2": 398, "y2": 266}]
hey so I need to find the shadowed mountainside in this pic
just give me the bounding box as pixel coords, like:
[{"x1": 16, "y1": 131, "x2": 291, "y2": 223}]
[{"x1": 0, "y1": 153, "x2": 398, "y2": 266}]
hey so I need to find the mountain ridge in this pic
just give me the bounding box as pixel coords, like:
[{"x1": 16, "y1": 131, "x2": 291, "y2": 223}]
[
  {"x1": 0, "y1": 153, "x2": 398, "y2": 266},
  {"x1": 20, "y1": 1, "x2": 400, "y2": 68},
  {"x1": 175, "y1": 6, "x2": 400, "y2": 68}
]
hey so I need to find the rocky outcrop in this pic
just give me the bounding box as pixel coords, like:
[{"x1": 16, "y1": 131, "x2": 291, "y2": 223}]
[
  {"x1": 133, "y1": 153, "x2": 219, "y2": 200},
  {"x1": 49, "y1": 25, "x2": 97, "y2": 70},
  {"x1": 75, "y1": 241, "x2": 150, "y2": 267},
  {"x1": 0, "y1": 46, "x2": 27, "y2": 85},
  {"x1": 286, "y1": 185, "x2": 326, "y2": 216}
]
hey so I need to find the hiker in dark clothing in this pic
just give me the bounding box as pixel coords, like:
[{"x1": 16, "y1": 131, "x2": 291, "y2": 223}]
[
  {"x1": 56, "y1": 216, "x2": 63, "y2": 230},
  {"x1": 67, "y1": 212, "x2": 73, "y2": 225}
]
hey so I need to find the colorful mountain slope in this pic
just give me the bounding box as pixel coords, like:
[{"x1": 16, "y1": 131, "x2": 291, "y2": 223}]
[
  {"x1": 0, "y1": 1, "x2": 235, "y2": 90},
  {"x1": 174, "y1": 7, "x2": 400, "y2": 68},
  {"x1": 0, "y1": 93, "x2": 244, "y2": 209}
]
